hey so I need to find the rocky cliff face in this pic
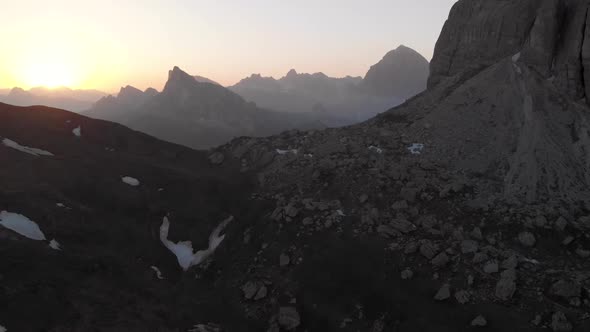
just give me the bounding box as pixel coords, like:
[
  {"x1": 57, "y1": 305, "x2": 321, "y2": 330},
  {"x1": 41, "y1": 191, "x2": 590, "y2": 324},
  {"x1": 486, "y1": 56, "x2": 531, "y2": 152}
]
[{"x1": 429, "y1": 0, "x2": 590, "y2": 105}]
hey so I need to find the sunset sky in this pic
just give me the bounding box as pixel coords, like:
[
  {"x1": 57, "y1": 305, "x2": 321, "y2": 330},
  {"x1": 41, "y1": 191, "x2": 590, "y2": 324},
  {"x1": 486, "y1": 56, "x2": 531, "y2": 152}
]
[{"x1": 0, "y1": 0, "x2": 456, "y2": 92}]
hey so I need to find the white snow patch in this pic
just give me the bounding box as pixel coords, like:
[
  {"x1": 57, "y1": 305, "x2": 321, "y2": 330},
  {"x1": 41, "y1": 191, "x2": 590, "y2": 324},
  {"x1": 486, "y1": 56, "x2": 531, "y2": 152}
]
[
  {"x1": 336, "y1": 209, "x2": 346, "y2": 217},
  {"x1": 56, "y1": 203, "x2": 66, "y2": 208},
  {"x1": 368, "y1": 146, "x2": 383, "y2": 154},
  {"x1": 159, "y1": 215, "x2": 233, "y2": 271},
  {"x1": 512, "y1": 52, "x2": 521, "y2": 62},
  {"x1": 0, "y1": 211, "x2": 46, "y2": 241},
  {"x1": 276, "y1": 148, "x2": 298, "y2": 155},
  {"x1": 49, "y1": 239, "x2": 62, "y2": 250},
  {"x1": 304, "y1": 153, "x2": 313, "y2": 158},
  {"x1": 72, "y1": 126, "x2": 81, "y2": 137},
  {"x1": 122, "y1": 176, "x2": 140, "y2": 186},
  {"x1": 0, "y1": 324, "x2": 6, "y2": 332},
  {"x1": 407, "y1": 143, "x2": 425, "y2": 155},
  {"x1": 150, "y1": 265, "x2": 165, "y2": 279},
  {"x1": 2, "y1": 138, "x2": 53, "y2": 157}
]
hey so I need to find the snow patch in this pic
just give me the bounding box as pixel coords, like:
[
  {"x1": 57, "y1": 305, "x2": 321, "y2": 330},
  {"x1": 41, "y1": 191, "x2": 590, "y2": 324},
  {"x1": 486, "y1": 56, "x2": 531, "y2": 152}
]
[
  {"x1": 159, "y1": 215, "x2": 233, "y2": 271},
  {"x1": 407, "y1": 143, "x2": 425, "y2": 155},
  {"x1": 512, "y1": 52, "x2": 521, "y2": 62},
  {"x1": 336, "y1": 209, "x2": 346, "y2": 217},
  {"x1": 0, "y1": 324, "x2": 6, "y2": 332},
  {"x1": 150, "y1": 265, "x2": 165, "y2": 279},
  {"x1": 2, "y1": 138, "x2": 53, "y2": 157},
  {"x1": 276, "y1": 148, "x2": 298, "y2": 155},
  {"x1": 0, "y1": 211, "x2": 46, "y2": 240},
  {"x1": 122, "y1": 176, "x2": 140, "y2": 186},
  {"x1": 368, "y1": 146, "x2": 383, "y2": 154},
  {"x1": 49, "y1": 239, "x2": 62, "y2": 250},
  {"x1": 72, "y1": 126, "x2": 81, "y2": 137}
]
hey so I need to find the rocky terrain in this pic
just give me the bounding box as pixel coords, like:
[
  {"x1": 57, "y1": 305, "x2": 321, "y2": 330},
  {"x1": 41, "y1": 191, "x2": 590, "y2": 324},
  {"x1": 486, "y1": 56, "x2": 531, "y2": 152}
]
[{"x1": 2, "y1": 0, "x2": 590, "y2": 331}]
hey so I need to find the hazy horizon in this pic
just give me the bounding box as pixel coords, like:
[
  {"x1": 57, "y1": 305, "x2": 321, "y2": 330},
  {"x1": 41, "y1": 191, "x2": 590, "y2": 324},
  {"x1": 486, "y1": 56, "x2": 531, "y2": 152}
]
[{"x1": 1, "y1": 0, "x2": 456, "y2": 93}]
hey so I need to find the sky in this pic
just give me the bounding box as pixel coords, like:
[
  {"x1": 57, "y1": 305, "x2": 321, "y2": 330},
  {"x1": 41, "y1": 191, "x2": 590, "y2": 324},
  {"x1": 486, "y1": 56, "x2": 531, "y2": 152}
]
[{"x1": 0, "y1": 0, "x2": 457, "y2": 92}]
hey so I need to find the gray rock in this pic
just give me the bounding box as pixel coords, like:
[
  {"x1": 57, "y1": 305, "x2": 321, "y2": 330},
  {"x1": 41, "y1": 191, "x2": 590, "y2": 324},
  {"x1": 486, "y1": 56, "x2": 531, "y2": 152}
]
[
  {"x1": 461, "y1": 240, "x2": 479, "y2": 254},
  {"x1": 420, "y1": 241, "x2": 439, "y2": 260},
  {"x1": 501, "y1": 255, "x2": 519, "y2": 270},
  {"x1": 549, "y1": 279, "x2": 581, "y2": 299},
  {"x1": 551, "y1": 311, "x2": 573, "y2": 332},
  {"x1": 471, "y1": 315, "x2": 487, "y2": 327},
  {"x1": 377, "y1": 225, "x2": 401, "y2": 238},
  {"x1": 208, "y1": 152, "x2": 225, "y2": 165},
  {"x1": 359, "y1": 194, "x2": 369, "y2": 204},
  {"x1": 242, "y1": 281, "x2": 258, "y2": 300},
  {"x1": 483, "y1": 261, "x2": 499, "y2": 274},
  {"x1": 434, "y1": 284, "x2": 451, "y2": 301},
  {"x1": 404, "y1": 241, "x2": 419, "y2": 254},
  {"x1": 472, "y1": 252, "x2": 488, "y2": 264},
  {"x1": 518, "y1": 232, "x2": 537, "y2": 247},
  {"x1": 392, "y1": 200, "x2": 409, "y2": 210},
  {"x1": 400, "y1": 187, "x2": 419, "y2": 203},
  {"x1": 431, "y1": 252, "x2": 450, "y2": 268},
  {"x1": 401, "y1": 268, "x2": 414, "y2": 280},
  {"x1": 278, "y1": 307, "x2": 301, "y2": 330},
  {"x1": 280, "y1": 253, "x2": 291, "y2": 267},
  {"x1": 454, "y1": 290, "x2": 470, "y2": 304},
  {"x1": 254, "y1": 285, "x2": 268, "y2": 300},
  {"x1": 390, "y1": 218, "x2": 417, "y2": 234},
  {"x1": 495, "y1": 269, "x2": 517, "y2": 301}
]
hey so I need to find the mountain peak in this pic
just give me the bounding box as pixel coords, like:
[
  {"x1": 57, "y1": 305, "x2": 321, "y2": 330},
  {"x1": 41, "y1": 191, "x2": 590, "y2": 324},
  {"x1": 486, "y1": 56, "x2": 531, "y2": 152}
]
[
  {"x1": 286, "y1": 69, "x2": 298, "y2": 78},
  {"x1": 168, "y1": 66, "x2": 193, "y2": 82}
]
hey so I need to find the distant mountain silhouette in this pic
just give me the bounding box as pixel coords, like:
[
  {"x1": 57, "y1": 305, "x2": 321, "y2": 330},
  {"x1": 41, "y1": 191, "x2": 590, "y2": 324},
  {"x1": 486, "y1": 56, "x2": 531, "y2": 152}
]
[
  {"x1": 229, "y1": 46, "x2": 428, "y2": 125},
  {"x1": 0, "y1": 87, "x2": 107, "y2": 112},
  {"x1": 361, "y1": 45, "x2": 429, "y2": 98},
  {"x1": 85, "y1": 67, "x2": 323, "y2": 149},
  {"x1": 193, "y1": 75, "x2": 220, "y2": 85}
]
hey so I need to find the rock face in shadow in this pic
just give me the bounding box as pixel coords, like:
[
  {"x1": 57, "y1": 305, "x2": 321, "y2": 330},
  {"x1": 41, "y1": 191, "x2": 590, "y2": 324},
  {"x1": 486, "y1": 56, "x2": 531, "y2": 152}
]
[{"x1": 429, "y1": 0, "x2": 590, "y2": 106}]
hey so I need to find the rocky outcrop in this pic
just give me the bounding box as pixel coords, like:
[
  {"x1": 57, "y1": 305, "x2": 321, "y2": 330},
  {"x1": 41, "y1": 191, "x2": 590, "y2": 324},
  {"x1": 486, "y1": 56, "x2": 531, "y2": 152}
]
[
  {"x1": 429, "y1": 0, "x2": 590, "y2": 105},
  {"x1": 362, "y1": 45, "x2": 429, "y2": 99},
  {"x1": 428, "y1": 0, "x2": 539, "y2": 88}
]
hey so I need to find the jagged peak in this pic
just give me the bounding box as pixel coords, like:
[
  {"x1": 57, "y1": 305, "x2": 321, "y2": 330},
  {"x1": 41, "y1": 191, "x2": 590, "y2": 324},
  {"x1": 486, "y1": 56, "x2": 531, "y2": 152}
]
[{"x1": 285, "y1": 69, "x2": 298, "y2": 78}]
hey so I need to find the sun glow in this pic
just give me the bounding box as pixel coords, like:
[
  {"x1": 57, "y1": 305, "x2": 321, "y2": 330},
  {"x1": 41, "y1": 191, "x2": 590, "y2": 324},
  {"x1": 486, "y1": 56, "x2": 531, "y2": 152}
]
[{"x1": 21, "y1": 61, "x2": 77, "y2": 89}]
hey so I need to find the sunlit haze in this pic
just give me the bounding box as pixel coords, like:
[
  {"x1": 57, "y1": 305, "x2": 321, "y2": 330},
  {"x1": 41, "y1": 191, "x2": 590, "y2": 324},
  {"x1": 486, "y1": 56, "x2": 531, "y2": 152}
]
[{"x1": 0, "y1": 0, "x2": 456, "y2": 92}]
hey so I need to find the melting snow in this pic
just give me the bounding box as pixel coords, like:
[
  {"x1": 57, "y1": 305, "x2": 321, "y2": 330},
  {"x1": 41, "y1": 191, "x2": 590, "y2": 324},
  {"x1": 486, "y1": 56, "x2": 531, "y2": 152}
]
[
  {"x1": 407, "y1": 143, "x2": 425, "y2": 155},
  {"x1": 2, "y1": 138, "x2": 54, "y2": 157},
  {"x1": 368, "y1": 146, "x2": 384, "y2": 154},
  {"x1": 49, "y1": 239, "x2": 62, "y2": 250},
  {"x1": 122, "y1": 176, "x2": 140, "y2": 186},
  {"x1": 72, "y1": 126, "x2": 81, "y2": 137},
  {"x1": 0, "y1": 211, "x2": 46, "y2": 240},
  {"x1": 159, "y1": 215, "x2": 233, "y2": 271},
  {"x1": 276, "y1": 148, "x2": 298, "y2": 155},
  {"x1": 150, "y1": 266, "x2": 165, "y2": 279},
  {"x1": 512, "y1": 52, "x2": 521, "y2": 62}
]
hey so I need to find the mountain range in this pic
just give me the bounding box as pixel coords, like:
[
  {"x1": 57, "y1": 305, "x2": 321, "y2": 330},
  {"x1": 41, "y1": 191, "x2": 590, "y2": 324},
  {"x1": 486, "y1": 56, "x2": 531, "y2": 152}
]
[
  {"x1": 230, "y1": 45, "x2": 429, "y2": 125},
  {"x1": 0, "y1": 87, "x2": 107, "y2": 112},
  {"x1": 85, "y1": 67, "x2": 324, "y2": 149}
]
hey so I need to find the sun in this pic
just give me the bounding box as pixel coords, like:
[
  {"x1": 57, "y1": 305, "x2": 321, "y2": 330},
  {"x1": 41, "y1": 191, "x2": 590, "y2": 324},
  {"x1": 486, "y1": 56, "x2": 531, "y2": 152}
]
[{"x1": 21, "y1": 61, "x2": 77, "y2": 89}]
